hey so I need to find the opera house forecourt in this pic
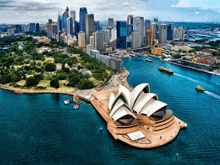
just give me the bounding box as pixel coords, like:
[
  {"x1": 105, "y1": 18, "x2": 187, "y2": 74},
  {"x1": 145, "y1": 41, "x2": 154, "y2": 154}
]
[{"x1": 91, "y1": 83, "x2": 187, "y2": 148}]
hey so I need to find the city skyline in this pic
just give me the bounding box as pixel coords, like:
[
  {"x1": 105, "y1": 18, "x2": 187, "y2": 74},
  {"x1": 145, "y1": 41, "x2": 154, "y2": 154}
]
[{"x1": 1, "y1": 0, "x2": 220, "y2": 24}]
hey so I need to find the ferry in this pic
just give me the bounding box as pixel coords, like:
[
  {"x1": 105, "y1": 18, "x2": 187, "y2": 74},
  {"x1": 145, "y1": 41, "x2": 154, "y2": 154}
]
[
  {"x1": 64, "y1": 100, "x2": 70, "y2": 105},
  {"x1": 195, "y1": 86, "x2": 205, "y2": 92},
  {"x1": 145, "y1": 58, "x2": 152, "y2": 62},
  {"x1": 158, "y1": 67, "x2": 174, "y2": 74}
]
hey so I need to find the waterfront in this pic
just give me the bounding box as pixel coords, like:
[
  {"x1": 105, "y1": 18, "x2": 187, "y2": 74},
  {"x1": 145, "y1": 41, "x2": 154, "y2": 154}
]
[{"x1": 1, "y1": 57, "x2": 220, "y2": 164}]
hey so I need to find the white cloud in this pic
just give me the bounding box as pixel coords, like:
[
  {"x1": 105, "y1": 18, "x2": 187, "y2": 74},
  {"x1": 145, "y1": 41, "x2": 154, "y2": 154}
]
[
  {"x1": 123, "y1": 2, "x2": 130, "y2": 7},
  {"x1": 172, "y1": 0, "x2": 191, "y2": 8},
  {"x1": 195, "y1": 11, "x2": 199, "y2": 14}
]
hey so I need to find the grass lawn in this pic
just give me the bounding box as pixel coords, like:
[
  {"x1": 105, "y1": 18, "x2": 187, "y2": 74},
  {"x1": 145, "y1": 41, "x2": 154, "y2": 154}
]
[{"x1": 91, "y1": 78, "x2": 102, "y2": 85}]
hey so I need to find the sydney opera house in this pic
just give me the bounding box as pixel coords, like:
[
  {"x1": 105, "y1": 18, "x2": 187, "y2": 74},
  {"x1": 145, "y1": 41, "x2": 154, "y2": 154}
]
[{"x1": 91, "y1": 83, "x2": 187, "y2": 148}]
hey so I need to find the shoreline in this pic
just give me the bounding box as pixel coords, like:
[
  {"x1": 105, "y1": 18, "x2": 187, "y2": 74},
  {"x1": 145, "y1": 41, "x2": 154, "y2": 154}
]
[{"x1": 147, "y1": 54, "x2": 220, "y2": 76}]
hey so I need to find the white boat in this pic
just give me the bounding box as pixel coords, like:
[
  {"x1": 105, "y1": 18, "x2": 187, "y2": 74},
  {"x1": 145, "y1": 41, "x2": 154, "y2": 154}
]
[{"x1": 64, "y1": 100, "x2": 70, "y2": 105}]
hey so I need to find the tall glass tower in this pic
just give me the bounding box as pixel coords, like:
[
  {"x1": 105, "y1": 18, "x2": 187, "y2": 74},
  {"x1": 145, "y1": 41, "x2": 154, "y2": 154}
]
[
  {"x1": 79, "y1": 7, "x2": 87, "y2": 33},
  {"x1": 116, "y1": 21, "x2": 127, "y2": 49}
]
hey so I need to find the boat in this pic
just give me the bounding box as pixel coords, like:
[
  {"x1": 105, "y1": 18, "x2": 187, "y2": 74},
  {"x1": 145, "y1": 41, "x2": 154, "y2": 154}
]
[
  {"x1": 158, "y1": 67, "x2": 174, "y2": 74},
  {"x1": 64, "y1": 100, "x2": 70, "y2": 105},
  {"x1": 146, "y1": 58, "x2": 152, "y2": 62},
  {"x1": 195, "y1": 86, "x2": 205, "y2": 92}
]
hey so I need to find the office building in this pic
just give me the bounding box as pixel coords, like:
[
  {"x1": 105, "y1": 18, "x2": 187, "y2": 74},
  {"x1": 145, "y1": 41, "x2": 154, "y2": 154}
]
[
  {"x1": 127, "y1": 15, "x2": 133, "y2": 37},
  {"x1": 75, "y1": 21, "x2": 79, "y2": 37},
  {"x1": 145, "y1": 29, "x2": 153, "y2": 46},
  {"x1": 151, "y1": 22, "x2": 157, "y2": 39},
  {"x1": 86, "y1": 44, "x2": 94, "y2": 56},
  {"x1": 86, "y1": 14, "x2": 95, "y2": 44},
  {"x1": 94, "y1": 31, "x2": 104, "y2": 52},
  {"x1": 167, "y1": 24, "x2": 172, "y2": 40},
  {"x1": 79, "y1": 7, "x2": 87, "y2": 33},
  {"x1": 145, "y1": 19, "x2": 150, "y2": 31},
  {"x1": 67, "y1": 17, "x2": 73, "y2": 35},
  {"x1": 133, "y1": 17, "x2": 144, "y2": 43},
  {"x1": 94, "y1": 21, "x2": 100, "y2": 31},
  {"x1": 116, "y1": 21, "x2": 127, "y2": 49},
  {"x1": 154, "y1": 17, "x2": 159, "y2": 31},
  {"x1": 104, "y1": 29, "x2": 111, "y2": 44},
  {"x1": 173, "y1": 27, "x2": 185, "y2": 40},
  {"x1": 57, "y1": 15, "x2": 62, "y2": 33},
  {"x1": 159, "y1": 24, "x2": 167, "y2": 44},
  {"x1": 35, "y1": 23, "x2": 40, "y2": 32},
  {"x1": 111, "y1": 28, "x2": 117, "y2": 41},
  {"x1": 78, "y1": 31, "x2": 86, "y2": 48},
  {"x1": 131, "y1": 30, "x2": 141, "y2": 49},
  {"x1": 70, "y1": 10, "x2": 76, "y2": 34},
  {"x1": 52, "y1": 24, "x2": 57, "y2": 38},
  {"x1": 48, "y1": 19, "x2": 52, "y2": 24},
  {"x1": 15, "y1": 25, "x2": 22, "y2": 33},
  {"x1": 23, "y1": 24, "x2": 29, "y2": 32},
  {"x1": 29, "y1": 23, "x2": 36, "y2": 32},
  {"x1": 108, "y1": 18, "x2": 114, "y2": 29},
  {"x1": 90, "y1": 36, "x2": 94, "y2": 47}
]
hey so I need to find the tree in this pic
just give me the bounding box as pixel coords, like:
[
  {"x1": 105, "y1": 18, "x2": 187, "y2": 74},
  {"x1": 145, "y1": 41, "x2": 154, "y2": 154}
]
[
  {"x1": 50, "y1": 79, "x2": 59, "y2": 88},
  {"x1": 212, "y1": 51, "x2": 218, "y2": 56},
  {"x1": 68, "y1": 76, "x2": 80, "y2": 87},
  {"x1": 45, "y1": 63, "x2": 56, "y2": 72},
  {"x1": 26, "y1": 77, "x2": 39, "y2": 87},
  {"x1": 77, "y1": 79, "x2": 94, "y2": 89}
]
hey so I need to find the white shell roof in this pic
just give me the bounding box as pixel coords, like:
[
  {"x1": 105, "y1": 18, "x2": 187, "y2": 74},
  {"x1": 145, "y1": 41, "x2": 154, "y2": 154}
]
[
  {"x1": 108, "y1": 93, "x2": 115, "y2": 110},
  {"x1": 111, "y1": 106, "x2": 135, "y2": 121},
  {"x1": 118, "y1": 85, "x2": 131, "y2": 105},
  {"x1": 133, "y1": 93, "x2": 158, "y2": 114},
  {"x1": 130, "y1": 83, "x2": 150, "y2": 109},
  {"x1": 110, "y1": 98, "x2": 130, "y2": 118},
  {"x1": 141, "y1": 100, "x2": 167, "y2": 117}
]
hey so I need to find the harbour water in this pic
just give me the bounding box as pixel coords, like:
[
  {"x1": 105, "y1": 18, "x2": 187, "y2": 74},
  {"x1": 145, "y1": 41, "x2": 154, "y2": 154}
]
[{"x1": 1, "y1": 57, "x2": 220, "y2": 164}]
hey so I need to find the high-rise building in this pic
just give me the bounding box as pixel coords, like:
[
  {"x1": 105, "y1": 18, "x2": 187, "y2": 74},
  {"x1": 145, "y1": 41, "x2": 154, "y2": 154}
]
[
  {"x1": 145, "y1": 19, "x2": 150, "y2": 31},
  {"x1": 70, "y1": 10, "x2": 76, "y2": 34},
  {"x1": 79, "y1": 7, "x2": 87, "y2": 33},
  {"x1": 35, "y1": 23, "x2": 40, "y2": 32},
  {"x1": 104, "y1": 29, "x2": 111, "y2": 44},
  {"x1": 133, "y1": 17, "x2": 144, "y2": 43},
  {"x1": 127, "y1": 15, "x2": 133, "y2": 37},
  {"x1": 90, "y1": 36, "x2": 94, "y2": 47},
  {"x1": 159, "y1": 24, "x2": 167, "y2": 44},
  {"x1": 167, "y1": 24, "x2": 172, "y2": 40},
  {"x1": 29, "y1": 23, "x2": 36, "y2": 32},
  {"x1": 116, "y1": 21, "x2": 127, "y2": 49},
  {"x1": 23, "y1": 24, "x2": 29, "y2": 32},
  {"x1": 75, "y1": 21, "x2": 79, "y2": 37},
  {"x1": 151, "y1": 22, "x2": 157, "y2": 39},
  {"x1": 131, "y1": 30, "x2": 141, "y2": 49},
  {"x1": 48, "y1": 19, "x2": 52, "y2": 24},
  {"x1": 111, "y1": 28, "x2": 117, "y2": 41},
  {"x1": 145, "y1": 30, "x2": 153, "y2": 46},
  {"x1": 52, "y1": 24, "x2": 57, "y2": 38},
  {"x1": 62, "y1": 7, "x2": 69, "y2": 31},
  {"x1": 67, "y1": 17, "x2": 73, "y2": 36},
  {"x1": 173, "y1": 26, "x2": 185, "y2": 40},
  {"x1": 154, "y1": 17, "x2": 158, "y2": 31},
  {"x1": 94, "y1": 31, "x2": 104, "y2": 52},
  {"x1": 57, "y1": 15, "x2": 62, "y2": 33},
  {"x1": 108, "y1": 18, "x2": 114, "y2": 29},
  {"x1": 78, "y1": 31, "x2": 86, "y2": 48},
  {"x1": 15, "y1": 25, "x2": 22, "y2": 33},
  {"x1": 94, "y1": 21, "x2": 100, "y2": 31},
  {"x1": 86, "y1": 44, "x2": 94, "y2": 56},
  {"x1": 86, "y1": 14, "x2": 95, "y2": 44}
]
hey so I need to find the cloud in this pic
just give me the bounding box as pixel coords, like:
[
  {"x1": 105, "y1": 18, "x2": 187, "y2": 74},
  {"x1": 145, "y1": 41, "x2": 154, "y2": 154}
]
[
  {"x1": 172, "y1": 0, "x2": 191, "y2": 8},
  {"x1": 195, "y1": 11, "x2": 199, "y2": 14},
  {"x1": 123, "y1": 2, "x2": 130, "y2": 7}
]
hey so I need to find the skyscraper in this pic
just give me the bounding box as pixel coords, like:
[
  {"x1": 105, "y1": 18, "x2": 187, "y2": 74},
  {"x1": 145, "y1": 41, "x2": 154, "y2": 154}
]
[
  {"x1": 94, "y1": 21, "x2": 100, "y2": 31},
  {"x1": 86, "y1": 14, "x2": 95, "y2": 44},
  {"x1": 78, "y1": 31, "x2": 86, "y2": 48},
  {"x1": 52, "y1": 24, "x2": 57, "y2": 38},
  {"x1": 154, "y1": 17, "x2": 159, "y2": 31},
  {"x1": 145, "y1": 19, "x2": 150, "y2": 31},
  {"x1": 48, "y1": 19, "x2": 52, "y2": 24},
  {"x1": 145, "y1": 30, "x2": 153, "y2": 46},
  {"x1": 57, "y1": 15, "x2": 62, "y2": 33},
  {"x1": 104, "y1": 29, "x2": 111, "y2": 44},
  {"x1": 94, "y1": 31, "x2": 104, "y2": 52},
  {"x1": 151, "y1": 22, "x2": 157, "y2": 39},
  {"x1": 131, "y1": 30, "x2": 141, "y2": 49},
  {"x1": 173, "y1": 27, "x2": 185, "y2": 40},
  {"x1": 159, "y1": 24, "x2": 167, "y2": 44},
  {"x1": 75, "y1": 21, "x2": 79, "y2": 37},
  {"x1": 67, "y1": 17, "x2": 73, "y2": 36},
  {"x1": 90, "y1": 36, "x2": 94, "y2": 47},
  {"x1": 35, "y1": 23, "x2": 40, "y2": 32},
  {"x1": 15, "y1": 25, "x2": 22, "y2": 33},
  {"x1": 167, "y1": 24, "x2": 172, "y2": 40},
  {"x1": 108, "y1": 18, "x2": 114, "y2": 29},
  {"x1": 29, "y1": 23, "x2": 36, "y2": 32},
  {"x1": 79, "y1": 7, "x2": 87, "y2": 33},
  {"x1": 116, "y1": 21, "x2": 127, "y2": 49},
  {"x1": 133, "y1": 17, "x2": 144, "y2": 43},
  {"x1": 62, "y1": 7, "x2": 69, "y2": 32},
  {"x1": 70, "y1": 10, "x2": 76, "y2": 34},
  {"x1": 127, "y1": 15, "x2": 133, "y2": 37}
]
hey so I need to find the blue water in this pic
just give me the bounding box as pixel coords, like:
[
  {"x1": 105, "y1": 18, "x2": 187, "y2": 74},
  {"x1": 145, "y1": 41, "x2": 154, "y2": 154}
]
[{"x1": 1, "y1": 57, "x2": 220, "y2": 164}]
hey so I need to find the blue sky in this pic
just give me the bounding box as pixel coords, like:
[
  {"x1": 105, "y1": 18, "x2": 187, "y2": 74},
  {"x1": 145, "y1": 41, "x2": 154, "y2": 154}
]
[{"x1": 0, "y1": 0, "x2": 220, "y2": 24}]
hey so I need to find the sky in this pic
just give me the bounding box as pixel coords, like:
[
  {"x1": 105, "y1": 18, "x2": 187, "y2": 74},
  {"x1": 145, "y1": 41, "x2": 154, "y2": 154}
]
[{"x1": 0, "y1": 0, "x2": 220, "y2": 24}]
